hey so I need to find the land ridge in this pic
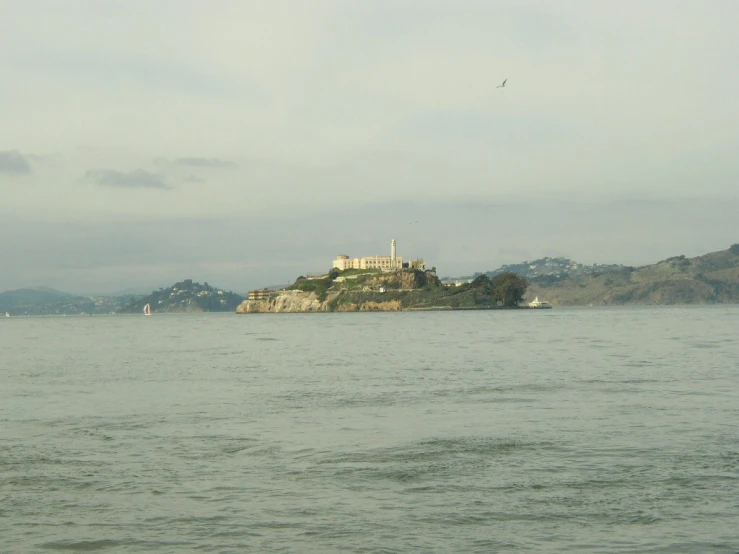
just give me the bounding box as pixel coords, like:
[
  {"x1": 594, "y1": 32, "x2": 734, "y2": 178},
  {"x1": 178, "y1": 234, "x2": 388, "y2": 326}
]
[
  {"x1": 524, "y1": 245, "x2": 739, "y2": 306},
  {"x1": 3, "y1": 245, "x2": 738, "y2": 315},
  {"x1": 236, "y1": 244, "x2": 739, "y2": 313}
]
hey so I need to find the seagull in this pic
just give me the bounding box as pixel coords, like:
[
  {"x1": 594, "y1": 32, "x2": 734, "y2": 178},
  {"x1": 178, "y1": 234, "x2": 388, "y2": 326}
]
[{"x1": 497, "y1": 79, "x2": 507, "y2": 88}]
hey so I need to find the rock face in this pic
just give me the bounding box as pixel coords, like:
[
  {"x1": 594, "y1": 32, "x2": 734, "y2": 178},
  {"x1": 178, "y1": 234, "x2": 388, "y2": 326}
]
[
  {"x1": 235, "y1": 290, "x2": 405, "y2": 313},
  {"x1": 236, "y1": 290, "x2": 326, "y2": 313},
  {"x1": 335, "y1": 299, "x2": 403, "y2": 312}
]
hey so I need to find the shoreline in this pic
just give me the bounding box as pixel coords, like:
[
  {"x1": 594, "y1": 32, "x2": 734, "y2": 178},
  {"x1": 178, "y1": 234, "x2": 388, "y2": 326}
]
[
  {"x1": 236, "y1": 304, "x2": 553, "y2": 314},
  {"x1": 405, "y1": 305, "x2": 552, "y2": 311}
]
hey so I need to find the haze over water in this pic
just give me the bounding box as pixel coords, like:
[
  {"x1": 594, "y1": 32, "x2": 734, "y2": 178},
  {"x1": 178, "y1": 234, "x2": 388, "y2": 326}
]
[{"x1": 2, "y1": 307, "x2": 738, "y2": 553}]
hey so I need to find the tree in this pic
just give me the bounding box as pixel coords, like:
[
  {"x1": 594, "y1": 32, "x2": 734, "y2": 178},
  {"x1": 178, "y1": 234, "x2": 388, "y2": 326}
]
[
  {"x1": 490, "y1": 272, "x2": 529, "y2": 307},
  {"x1": 730, "y1": 243, "x2": 739, "y2": 255},
  {"x1": 471, "y1": 274, "x2": 491, "y2": 290}
]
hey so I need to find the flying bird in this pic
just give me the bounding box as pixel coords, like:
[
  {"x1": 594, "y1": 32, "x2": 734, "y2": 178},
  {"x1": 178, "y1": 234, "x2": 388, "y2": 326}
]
[{"x1": 497, "y1": 79, "x2": 507, "y2": 88}]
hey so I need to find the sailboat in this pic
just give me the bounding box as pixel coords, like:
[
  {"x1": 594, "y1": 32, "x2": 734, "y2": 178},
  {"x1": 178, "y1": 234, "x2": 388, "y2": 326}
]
[{"x1": 143, "y1": 303, "x2": 152, "y2": 316}]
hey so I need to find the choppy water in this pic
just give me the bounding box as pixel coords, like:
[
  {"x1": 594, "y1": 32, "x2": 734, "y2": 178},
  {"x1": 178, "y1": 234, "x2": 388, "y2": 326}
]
[{"x1": 1, "y1": 307, "x2": 738, "y2": 553}]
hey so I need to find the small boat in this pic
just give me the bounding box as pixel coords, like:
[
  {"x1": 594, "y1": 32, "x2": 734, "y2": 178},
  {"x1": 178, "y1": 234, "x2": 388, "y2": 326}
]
[
  {"x1": 143, "y1": 303, "x2": 152, "y2": 316},
  {"x1": 4, "y1": 312, "x2": 9, "y2": 317},
  {"x1": 528, "y1": 296, "x2": 552, "y2": 309}
]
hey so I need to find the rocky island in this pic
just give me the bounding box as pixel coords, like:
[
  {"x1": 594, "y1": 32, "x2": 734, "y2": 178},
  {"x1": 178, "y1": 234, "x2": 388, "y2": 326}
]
[
  {"x1": 236, "y1": 268, "x2": 529, "y2": 314},
  {"x1": 237, "y1": 239, "x2": 530, "y2": 314}
]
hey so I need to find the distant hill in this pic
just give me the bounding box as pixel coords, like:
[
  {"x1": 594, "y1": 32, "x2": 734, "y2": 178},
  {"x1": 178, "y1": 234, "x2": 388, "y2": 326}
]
[
  {"x1": 525, "y1": 245, "x2": 739, "y2": 305},
  {"x1": 0, "y1": 287, "x2": 105, "y2": 316},
  {"x1": 0, "y1": 280, "x2": 244, "y2": 316},
  {"x1": 445, "y1": 257, "x2": 626, "y2": 282},
  {"x1": 0, "y1": 286, "x2": 74, "y2": 308},
  {"x1": 443, "y1": 245, "x2": 739, "y2": 306},
  {"x1": 118, "y1": 279, "x2": 244, "y2": 313},
  {"x1": 0, "y1": 287, "x2": 128, "y2": 316},
  {"x1": 488, "y1": 257, "x2": 626, "y2": 280}
]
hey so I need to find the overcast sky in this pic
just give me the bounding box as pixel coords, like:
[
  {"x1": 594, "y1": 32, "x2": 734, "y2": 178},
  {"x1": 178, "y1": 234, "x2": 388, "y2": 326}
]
[{"x1": 1, "y1": 1, "x2": 738, "y2": 294}]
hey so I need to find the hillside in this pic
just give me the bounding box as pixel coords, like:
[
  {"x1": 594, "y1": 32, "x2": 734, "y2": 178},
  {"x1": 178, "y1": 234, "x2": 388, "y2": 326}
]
[
  {"x1": 525, "y1": 245, "x2": 739, "y2": 306},
  {"x1": 118, "y1": 279, "x2": 244, "y2": 313},
  {"x1": 0, "y1": 287, "x2": 126, "y2": 316},
  {"x1": 444, "y1": 257, "x2": 626, "y2": 283}
]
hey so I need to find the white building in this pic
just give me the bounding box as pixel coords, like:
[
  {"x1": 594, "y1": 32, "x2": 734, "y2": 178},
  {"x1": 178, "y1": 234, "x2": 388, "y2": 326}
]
[{"x1": 332, "y1": 239, "x2": 425, "y2": 272}]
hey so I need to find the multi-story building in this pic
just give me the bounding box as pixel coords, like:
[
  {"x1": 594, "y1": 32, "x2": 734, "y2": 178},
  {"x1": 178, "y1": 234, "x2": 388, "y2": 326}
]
[
  {"x1": 248, "y1": 289, "x2": 270, "y2": 300},
  {"x1": 333, "y1": 239, "x2": 425, "y2": 272},
  {"x1": 333, "y1": 254, "x2": 403, "y2": 271}
]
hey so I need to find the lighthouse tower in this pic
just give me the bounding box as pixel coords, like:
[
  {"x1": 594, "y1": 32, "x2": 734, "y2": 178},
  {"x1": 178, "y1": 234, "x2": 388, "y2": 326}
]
[{"x1": 391, "y1": 238, "x2": 397, "y2": 270}]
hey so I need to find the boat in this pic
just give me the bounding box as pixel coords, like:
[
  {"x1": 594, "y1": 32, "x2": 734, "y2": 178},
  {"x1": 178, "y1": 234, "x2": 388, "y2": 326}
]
[
  {"x1": 4, "y1": 312, "x2": 9, "y2": 317},
  {"x1": 528, "y1": 297, "x2": 552, "y2": 309},
  {"x1": 143, "y1": 303, "x2": 152, "y2": 316}
]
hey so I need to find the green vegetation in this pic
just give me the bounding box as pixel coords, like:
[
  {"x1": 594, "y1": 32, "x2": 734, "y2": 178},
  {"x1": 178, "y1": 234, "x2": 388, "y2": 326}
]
[
  {"x1": 330, "y1": 268, "x2": 381, "y2": 278},
  {"x1": 290, "y1": 275, "x2": 334, "y2": 302},
  {"x1": 281, "y1": 269, "x2": 530, "y2": 311},
  {"x1": 466, "y1": 272, "x2": 530, "y2": 307}
]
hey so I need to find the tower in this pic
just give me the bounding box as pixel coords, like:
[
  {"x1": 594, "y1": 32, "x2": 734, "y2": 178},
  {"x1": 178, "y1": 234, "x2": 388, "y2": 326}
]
[{"x1": 391, "y1": 238, "x2": 397, "y2": 270}]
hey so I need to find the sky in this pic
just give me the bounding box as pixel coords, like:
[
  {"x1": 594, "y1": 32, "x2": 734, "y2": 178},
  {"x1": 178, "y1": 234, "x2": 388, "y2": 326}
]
[{"x1": 1, "y1": 0, "x2": 738, "y2": 294}]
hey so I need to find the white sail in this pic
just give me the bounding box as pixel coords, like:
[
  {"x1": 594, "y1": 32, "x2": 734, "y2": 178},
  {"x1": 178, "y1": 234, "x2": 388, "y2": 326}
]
[{"x1": 143, "y1": 303, "x2": 152, "y2": 315}]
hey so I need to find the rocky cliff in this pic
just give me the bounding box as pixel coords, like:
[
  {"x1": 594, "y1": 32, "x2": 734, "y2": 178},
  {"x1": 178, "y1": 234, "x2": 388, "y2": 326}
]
[
  {"x1": 236, "y1": 290, "x2": 327, "y2": 313},
  {"x1": 235, "y1": 290, "x2": 404, "y2": 313}
]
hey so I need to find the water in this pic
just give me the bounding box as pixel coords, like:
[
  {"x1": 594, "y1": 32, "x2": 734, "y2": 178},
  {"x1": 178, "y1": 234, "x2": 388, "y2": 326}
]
[{"x1": 2, "y1": 307, "x2": 738, "y2": 553}]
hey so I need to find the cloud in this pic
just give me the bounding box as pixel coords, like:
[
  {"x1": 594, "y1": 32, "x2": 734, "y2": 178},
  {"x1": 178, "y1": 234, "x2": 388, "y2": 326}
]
[
  {"x1": 171, "y1": 157, "x2": 237, "y2": 168},
  {"x1": 85, "y1": 168, "x2": 170, "y2": 189},
  {"x1": 182, "y1": 174, "x2": 205, "y2": 183},
  {"x1": 5, "y1": 194, "x2": 737, "y2": 294},
  {"x1": 0, "y1": 151, "x2": 32, "y2": 174},
  {"x1": 2, "y1": 3, "x2": 739, "y2": 293}
]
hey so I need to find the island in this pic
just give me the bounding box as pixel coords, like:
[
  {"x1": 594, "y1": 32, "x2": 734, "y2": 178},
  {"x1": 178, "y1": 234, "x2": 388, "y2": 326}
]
[
  {"x1": 236, "y1": 269, "x2": 530, "y2": 313},
  {"x1": 119, "y1": 280, "x2": 244, "y2": 314},
  {"x1": 236, "y1": 240, "x2": 530, "y2": 313}
]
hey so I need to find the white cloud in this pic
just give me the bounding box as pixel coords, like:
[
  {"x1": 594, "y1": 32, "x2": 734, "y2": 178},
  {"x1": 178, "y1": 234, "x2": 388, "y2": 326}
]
[
  {"x1": 169, "y1": 157, "x2": 237, "y2": 168},
  {"x1": 85, "y1": 168, "x2": 170, "y2": 189}
]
